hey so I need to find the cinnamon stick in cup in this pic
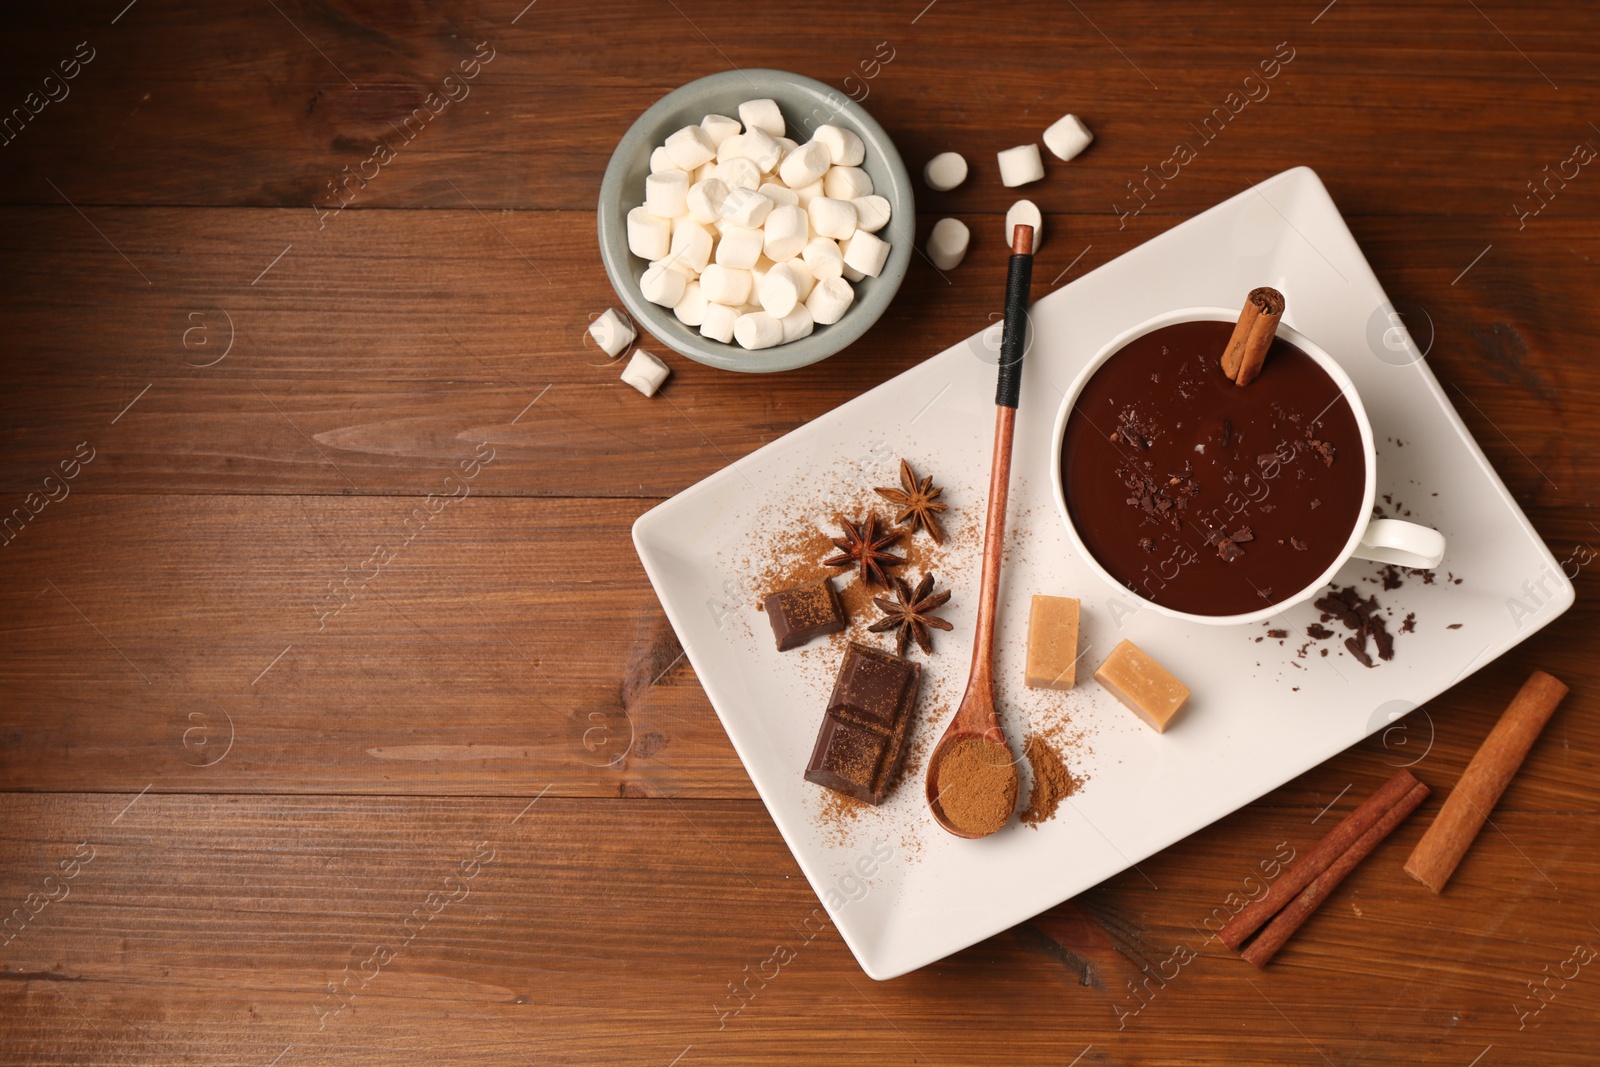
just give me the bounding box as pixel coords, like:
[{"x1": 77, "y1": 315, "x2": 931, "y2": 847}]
[
  {"x1": 1219, "y1": 286, "x2": 1285, "y2": 387},
  {"x1": 1219, "y1": 768, "x2": 1423, "y2": 951},
  {"x1": 1241, "y1": 777, "x2": 1430, "y2": 967},
  {"x1": 1403, "y1": 670, "x2": 1569, "y2": 893}
]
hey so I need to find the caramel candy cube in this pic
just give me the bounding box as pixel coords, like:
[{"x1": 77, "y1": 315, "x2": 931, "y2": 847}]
[
  {"x1": 1094, "y1": 639, "x2": 1190, "y2": 733},
  {"x1": 1025, "y1": 594, "x2": 1081, "y2": 690}
]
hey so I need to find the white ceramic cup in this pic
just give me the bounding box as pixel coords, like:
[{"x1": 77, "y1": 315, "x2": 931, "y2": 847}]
[{"x1": 1050, "y1": 307, "x2": 1446, "y2": 627}]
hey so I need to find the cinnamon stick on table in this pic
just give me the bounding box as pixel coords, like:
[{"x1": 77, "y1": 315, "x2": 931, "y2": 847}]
[
  {"x1": 1241, "y1": 778, "x2": 1430, "y2": 968},
  {"x1": 1219, "y1": 768, "x2": 1423, "y2": 951},
  {"x1": 1404, "y1": 669, "x2": 1569, "y2": 893},
  {"x1": 1219, "y1": 286, "x2": 1285, "y2": 387}
]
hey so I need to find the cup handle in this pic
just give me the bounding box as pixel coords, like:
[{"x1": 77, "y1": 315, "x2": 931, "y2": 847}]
[{"x1": 1351, "y1": 518, "x2": 1446, "y2": 570}]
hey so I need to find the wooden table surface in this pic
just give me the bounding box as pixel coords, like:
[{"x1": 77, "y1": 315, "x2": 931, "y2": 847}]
[{"x1": 3, "y1": 1, "x2": 1598, "y2": 1063}]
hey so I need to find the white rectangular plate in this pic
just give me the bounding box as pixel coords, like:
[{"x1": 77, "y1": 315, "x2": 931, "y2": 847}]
[{"x1": 632, "y1": 167, "x2": 1574, "y2": 980}]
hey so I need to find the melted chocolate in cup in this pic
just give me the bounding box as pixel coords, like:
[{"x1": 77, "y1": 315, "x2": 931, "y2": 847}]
[{"x1": 1062, "y1": 320, "x2": 1365, "y2": 618}]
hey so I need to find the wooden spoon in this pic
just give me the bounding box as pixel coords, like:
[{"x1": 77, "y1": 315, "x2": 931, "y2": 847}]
[{"x1": 926, "y1": 225, "x2": 1034, "y2": 838}]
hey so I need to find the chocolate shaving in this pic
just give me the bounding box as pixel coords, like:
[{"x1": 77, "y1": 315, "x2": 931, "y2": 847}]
[{"x1": 1314, "y1": 585, "x2": 1395, "y2": 668}]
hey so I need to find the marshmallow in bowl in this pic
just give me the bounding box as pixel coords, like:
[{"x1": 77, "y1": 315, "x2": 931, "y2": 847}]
[
  {"x1": 852, "y1": 194, "x2": 891, "y2": 233},
  {"x1": 626, "y1": 207, "x2": 671, "y2": 260},
  {"x1": 824, "y1": 167, "x2": 873, "y2": 200},
  {"x1": 700, "y1": 113, "x2": 742, "y2": 148},
  {"x1": 779, "y1": 141, "x2": 831, "y2": 189},
  {"x1": 808, "y1": 197, "x2": 857, "y2": 240},
  {"x1": 626, "y1": 101, "x2": 893, "y2": 351},
  {"x1": 806, "y1": 276, "x2": 854, "y2": 325},
  {"x1": 813, "y1": 124, "x2": 865, "y2": 166},
  {"x1": 733, "y1": 310, "x2": 784, "y2": 349},
  {"x1": 841, "y1": 230, "x2": 890, "y2": 278},
  {"x1": 645, "y1": 171, "x2": 689, "y2": 217},
  {"x1": 738, "y1": 98, "x2": 786, "y2": 137},
  {"x1": 685, "y1": 178, "x2": 730, "y2": 223},
  {"x1": 802, "y1": 237, "x2": 845, "y2": 280},
  {"x1": 664, "y1": 125, "x2": 717, "y2": 170},
  {"x1": 763, "y1": 204, "x2": 809, "y2": 262},
  {"x1": 699, "y1": 301, "x2": 738, "y2": 344},
  {"x1": 640, "y1": 261, "x2": 688, "y2": 307},
  {"x1": 714, "y1": 225, "x2": 764, "y2": 269}
]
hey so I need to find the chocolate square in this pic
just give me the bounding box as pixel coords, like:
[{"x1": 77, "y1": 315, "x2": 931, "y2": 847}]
[
  {"x1": 764, "y1": 577, "x2": 847, "y2": 652},
  {"x1": 803, "y1": 642, "x2": 921, "y2": 805},
  {"x1": 828, "y1": 646, "x2": 913, "y2": 729},
  {"x1": 804, "y1": 715, "x2": 886, "y2": 796}
]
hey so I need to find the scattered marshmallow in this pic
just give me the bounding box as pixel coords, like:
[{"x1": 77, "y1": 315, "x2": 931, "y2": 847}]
[
  {"x1": 621, "y1": 349, "x2": 671, "y2": 397},
  {"x1": 700, "y1": 302, "x2": 738, "y2": 344},
  {"x1": 640, "y1": 261, "x2": 688, "y2": 307},
  {"x1": 686, "y1": 178, "x2": 730, "y2": 224},
  {"x1": 738, "y1": 98, "x2": 785, "y2": 138},
  {"x1": 824, "y1": 166, "x2": 873, "y2": 200},
  {"x1": 645, "y1": 171, "x2": 689, "y2": 217},
  {"x1": 763, "y1": 204, "x2": 809, "y2": 262},
  {"x1": 852, "y1": 194, "x2": 891, "y2": 233},
  {"x1": 628, "y1": 100, "x2": 890, "y2": 350},
  {"x1": 779, "y1": 141, "x2": 831, "y2": 189},
  {"x1": 626, "y1": 207, "x2": 671, "y2": 261},
  {"x1": 927, "y1": 218, "x2": 970, "y2": 270},
  {"x1": 1005, "y1": 199, "x2": 1044, "y2": 252},
  {"x1": 779, "y1": 304, "x2": 815, "y2": 343},
  {"x1": 673, "y1": 280, "x2": 708, "y2": 326},
  {"x1": 813, "y1": 124, "x2": 866, "y2": 166},
  {"x1": 923, "y1": 151, "x2": 968, "y2": 191},
  {"x1": 587, "y1": 307, "x2": 635, "y2": 357},
  {"x1": 721, "y1": 187, "x2": 773, "y2": 228},
  {"x1": 997, "y1": 143, "x2": 1045, "y2": 187},
  {"x1": 700, "y1": 113, "x2": 741, "y2": 148},
  {"x1": 841, "y1": 230, "x2": 890, "y2": 278},
  {"x1": 802, "y1": 237, "x2": 844, "y2": 281},
  {"x1": 665, "y1": 125, "x2": 717, "y2": 170},
  {"x1": 699, "y1": 264, "x2": 752, "y2": 306},
  {"x1": 1042, "y1": 114, "x2": 1093, "y2": 162},
  {"x1": 714, "y1": 224, "x2": 764, "y2": 269},
  {"x1": 759, "y1": 261, "x2": 803, "y2": 317},
  {"x1": 808, "y1": 196, "x2": 857, "y2": 240},
  {"x1": 806, "y1": 276, "x2": 854, "y2": 325},
  {"x1": 733, "y1": 310, "x2": 784, "y2": 350}
]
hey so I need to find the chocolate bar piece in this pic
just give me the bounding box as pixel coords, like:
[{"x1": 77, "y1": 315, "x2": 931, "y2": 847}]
[
  {"x1": 804, "y1": 642, "x2": 921, "y2": 804},
  {"x1": 764, "y1": 577, "x2": 847, "y2": 651}
]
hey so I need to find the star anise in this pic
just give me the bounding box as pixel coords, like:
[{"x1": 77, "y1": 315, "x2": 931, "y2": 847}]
[
  {"x1": 874, "y1": 459, "x2": 948, "y2": 544},
  {"x1": 869, "y1": 572, "x2": 953, "y2": 655},
  {"x1": 823, "y1": 514, "x2": 905, "y2": 588}
]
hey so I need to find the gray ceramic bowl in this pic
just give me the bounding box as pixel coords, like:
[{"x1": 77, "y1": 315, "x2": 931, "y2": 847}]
[{"x1": 597, "y1": 69, "x2": 915, "y2": 373}]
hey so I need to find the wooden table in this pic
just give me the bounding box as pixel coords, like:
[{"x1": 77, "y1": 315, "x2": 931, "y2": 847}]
[{"x1": 3, "y1": 2, "x2": 1597, "y2": 1063}]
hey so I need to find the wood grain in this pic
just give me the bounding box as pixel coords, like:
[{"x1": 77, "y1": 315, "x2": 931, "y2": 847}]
[{"x1": 3, "y1": 0, "x2": 1599, "y2": 1063}]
